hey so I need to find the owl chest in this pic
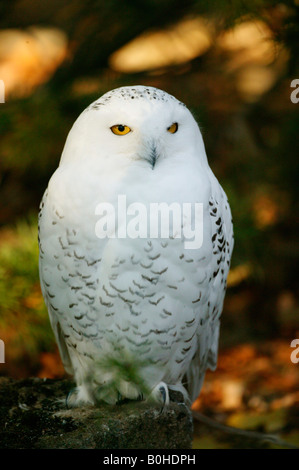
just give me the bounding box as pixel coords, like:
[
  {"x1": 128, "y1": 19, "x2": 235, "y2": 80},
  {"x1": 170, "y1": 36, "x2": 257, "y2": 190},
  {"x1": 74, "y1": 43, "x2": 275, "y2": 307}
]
[{"x1": 47, "y1": 228, "x2": 207, "y2": 324}]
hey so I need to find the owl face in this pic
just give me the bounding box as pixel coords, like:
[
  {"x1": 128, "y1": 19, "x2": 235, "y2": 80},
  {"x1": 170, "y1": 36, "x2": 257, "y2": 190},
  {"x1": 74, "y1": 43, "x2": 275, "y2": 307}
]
[{"x1": 60, "y1": 86, "x2": 204, "y2": 172}]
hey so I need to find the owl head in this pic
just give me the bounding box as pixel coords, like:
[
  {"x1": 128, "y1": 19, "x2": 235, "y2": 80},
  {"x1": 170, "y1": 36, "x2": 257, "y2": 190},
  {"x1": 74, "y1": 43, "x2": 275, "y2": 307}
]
[{"x1": 59, "y1": 86, "x2": 208, "y2": 173}]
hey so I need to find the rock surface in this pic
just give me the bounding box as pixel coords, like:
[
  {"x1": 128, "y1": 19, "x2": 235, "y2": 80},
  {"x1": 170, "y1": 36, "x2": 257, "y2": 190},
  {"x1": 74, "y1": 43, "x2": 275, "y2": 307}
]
[{"x1": 0, "y1": 377, "x2": 193, "y2": 449}]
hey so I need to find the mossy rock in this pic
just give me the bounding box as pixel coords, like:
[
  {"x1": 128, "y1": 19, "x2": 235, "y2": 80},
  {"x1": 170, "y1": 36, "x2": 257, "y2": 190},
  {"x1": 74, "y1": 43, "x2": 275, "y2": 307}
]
[{"x1": 0, "y1": 377, "x2": 192, "y2": 449}]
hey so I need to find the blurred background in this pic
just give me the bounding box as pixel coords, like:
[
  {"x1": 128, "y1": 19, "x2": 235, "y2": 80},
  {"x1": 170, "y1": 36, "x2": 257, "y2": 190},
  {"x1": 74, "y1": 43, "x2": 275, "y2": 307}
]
[{"x1": 0, "y1": 0, "x2": 298, "y2": 448}]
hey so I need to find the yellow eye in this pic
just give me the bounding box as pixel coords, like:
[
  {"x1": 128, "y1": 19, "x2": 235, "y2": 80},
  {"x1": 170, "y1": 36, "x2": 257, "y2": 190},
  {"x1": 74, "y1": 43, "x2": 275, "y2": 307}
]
[
  {"x1": 167, "y1": 122, "x2": 178, "y2": 134},
  {"x1": 110, "y1": 124, "x2": 131, "y2": 136}
]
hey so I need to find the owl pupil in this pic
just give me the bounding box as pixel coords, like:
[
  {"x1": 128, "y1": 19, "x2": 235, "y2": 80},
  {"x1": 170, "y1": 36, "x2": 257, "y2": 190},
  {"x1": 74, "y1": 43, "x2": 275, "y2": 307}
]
[{"x1": 118, "y1": 125, "x2": 125, "y2": 132}]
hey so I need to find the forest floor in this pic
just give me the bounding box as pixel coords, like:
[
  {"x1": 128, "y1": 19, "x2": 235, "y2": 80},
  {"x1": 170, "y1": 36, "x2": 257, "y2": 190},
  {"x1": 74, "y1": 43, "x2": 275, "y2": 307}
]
[{"x1": 191, "y1": 340, "x2": 299, "y2": 449}]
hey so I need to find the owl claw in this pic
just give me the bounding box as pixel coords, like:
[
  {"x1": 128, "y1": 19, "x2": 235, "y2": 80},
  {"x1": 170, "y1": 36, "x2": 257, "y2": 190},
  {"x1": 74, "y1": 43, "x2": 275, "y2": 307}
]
[
  {"x1": 117, "y1": 391, "x2": 123, "y2": 404},
  {"x1": 158, "y1": 384, "x2": 168, "y2": 413},
  {"x1": 148, "y1": 381, "x2": 169, "y2": 412},
  {"x1": 116, "y1": 391, "x2": 144, "y2": 404}
]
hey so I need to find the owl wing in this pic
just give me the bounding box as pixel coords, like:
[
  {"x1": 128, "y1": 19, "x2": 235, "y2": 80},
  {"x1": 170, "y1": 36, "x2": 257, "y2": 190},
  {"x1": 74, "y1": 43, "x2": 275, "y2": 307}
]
[
  {"x1": 38, "y1": 189, "x2": 75, "y2": 375},
  {"x1": 186, "y1": 176, "x2": 234, "y2": 403}
]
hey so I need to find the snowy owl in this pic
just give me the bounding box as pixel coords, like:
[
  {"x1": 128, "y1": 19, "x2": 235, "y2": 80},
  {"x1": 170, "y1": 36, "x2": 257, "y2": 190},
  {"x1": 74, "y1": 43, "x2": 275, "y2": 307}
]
[{"x1": 38, "y1": 85, "x2": 233, "y2": 407}]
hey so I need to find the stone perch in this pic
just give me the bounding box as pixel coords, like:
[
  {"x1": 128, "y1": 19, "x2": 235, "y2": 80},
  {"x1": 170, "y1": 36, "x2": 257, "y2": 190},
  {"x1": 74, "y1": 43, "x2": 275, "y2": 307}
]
[{"x1": 0, "y1": 377, "x2": 193, "y2": 449}]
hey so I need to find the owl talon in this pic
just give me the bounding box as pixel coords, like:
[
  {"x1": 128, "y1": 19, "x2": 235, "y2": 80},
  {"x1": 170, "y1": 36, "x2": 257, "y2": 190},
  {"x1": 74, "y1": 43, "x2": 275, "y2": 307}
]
[
  {"x1": 117, "y1": 391, "x2": 123, "y2": 404},
  {"x1": 148, "y1": 381, "x2": 169, "y2": 412},
  {"x1": 159, "y1": 385, "x2": 167, "y2": 403},
  {"x1": 159, "y1": 384, "x2": 168, "y2": 413}
]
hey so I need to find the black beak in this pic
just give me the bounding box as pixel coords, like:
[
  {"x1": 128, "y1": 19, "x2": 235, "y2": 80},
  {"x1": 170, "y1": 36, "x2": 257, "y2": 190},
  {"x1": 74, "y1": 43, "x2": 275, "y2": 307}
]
[{"x1": 149, "y1": 145, "x2": 158, "y2": 169}]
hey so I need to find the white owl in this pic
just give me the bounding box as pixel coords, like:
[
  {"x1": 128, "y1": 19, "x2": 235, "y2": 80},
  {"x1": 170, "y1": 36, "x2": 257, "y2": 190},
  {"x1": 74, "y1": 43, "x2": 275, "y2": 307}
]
[{"x1": 38, "y1": 86, "x2": 233, "y2": 407}]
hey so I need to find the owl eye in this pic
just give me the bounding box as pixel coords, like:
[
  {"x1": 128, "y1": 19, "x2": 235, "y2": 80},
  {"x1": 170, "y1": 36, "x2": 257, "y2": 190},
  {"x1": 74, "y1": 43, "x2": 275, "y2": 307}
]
[
  {"x1": 167, "y1": 122, "x2": 178, "y2": 134},
  {"x1": 111, "y1": 124, "x2": 131, "y2": 136}
]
